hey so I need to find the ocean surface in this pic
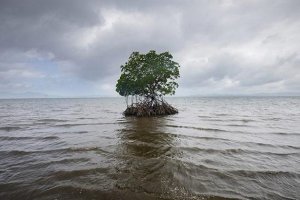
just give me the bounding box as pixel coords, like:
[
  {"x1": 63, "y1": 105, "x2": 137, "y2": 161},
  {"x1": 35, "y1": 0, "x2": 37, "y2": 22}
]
[{"x1": 0, "y1": 97, "x2": 299, "y2": 200}]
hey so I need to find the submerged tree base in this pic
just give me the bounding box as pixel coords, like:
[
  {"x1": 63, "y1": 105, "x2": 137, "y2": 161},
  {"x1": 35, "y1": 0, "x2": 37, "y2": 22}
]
[{"x1": 124, "y1": 100, "x2": 178, "y2": 117}]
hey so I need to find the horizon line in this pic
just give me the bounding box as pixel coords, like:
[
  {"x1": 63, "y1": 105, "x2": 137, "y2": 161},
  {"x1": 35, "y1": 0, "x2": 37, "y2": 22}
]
[{"x1": 1, "y1": 95, "x2": 300, "y2": 100}]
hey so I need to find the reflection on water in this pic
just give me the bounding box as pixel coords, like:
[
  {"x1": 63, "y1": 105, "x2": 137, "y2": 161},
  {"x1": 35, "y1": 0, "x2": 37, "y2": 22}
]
[
  {"x1": 115, "y1": 117, "x2": 186, "y2": 199},
  {"x1": 117, "y1": 117, "x2": 177, "y2": 158},
  {"x1": 0, "y1": 97, "x2": 300, "y2": 199}
]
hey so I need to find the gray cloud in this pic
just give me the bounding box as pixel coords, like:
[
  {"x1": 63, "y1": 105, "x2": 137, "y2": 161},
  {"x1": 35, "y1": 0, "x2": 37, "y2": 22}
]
[{"x1": 0, "y1": 0, "x2": 299, "y2": 97}]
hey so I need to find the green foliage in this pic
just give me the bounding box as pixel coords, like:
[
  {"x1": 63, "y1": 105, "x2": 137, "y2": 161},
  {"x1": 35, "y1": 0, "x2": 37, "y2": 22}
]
[{"x1": 116, "y1": 50, "x2": 180, "y2": 98}]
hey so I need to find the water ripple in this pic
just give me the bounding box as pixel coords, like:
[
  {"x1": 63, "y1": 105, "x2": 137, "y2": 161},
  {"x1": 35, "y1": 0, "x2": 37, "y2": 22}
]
[{"x1": 0, "y1": 97, "x2": 300, "y2": 199}]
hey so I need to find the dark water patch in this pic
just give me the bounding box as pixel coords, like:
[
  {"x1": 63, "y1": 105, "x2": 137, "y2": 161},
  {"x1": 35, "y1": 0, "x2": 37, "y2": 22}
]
[{"x1": 0, "y1": 183, "x2": 27, "y2": 200}]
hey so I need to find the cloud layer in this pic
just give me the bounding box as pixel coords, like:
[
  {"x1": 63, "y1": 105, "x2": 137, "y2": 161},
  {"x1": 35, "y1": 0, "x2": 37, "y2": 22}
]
[{"x1": 0, "y1": 0, "x2": 299, "y2": 97}]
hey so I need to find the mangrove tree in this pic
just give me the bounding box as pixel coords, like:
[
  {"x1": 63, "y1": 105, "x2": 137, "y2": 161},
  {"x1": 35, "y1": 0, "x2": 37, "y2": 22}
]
[{"x1": 116, "y1": 50, "x2": 180, "y2": 116}]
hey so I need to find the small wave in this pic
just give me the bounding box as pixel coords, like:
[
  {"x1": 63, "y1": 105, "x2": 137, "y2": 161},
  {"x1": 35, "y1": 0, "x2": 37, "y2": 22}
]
[
  {"x1": 179, "y1": 147, "x2": 300, "y2": 156},
  {"x1": 243, "y1": 141, "x2": 300, "y2": 150},
  {"x1": 200, "y1": 118, "x2": 227, "y2": 122},
  {"x1": 1, "y1": 150, "x2": 31, "y2": 156},
  {"x1": 51, "y1": 109, "x2": 65, "y2": 111},
  {"x1": 0, "y1": 126, "x2": 22, "y2": 131},
  {"x1": 200, "y1": 119, "x2": 257, "y2": 123},
  {"x1": 181, "y1": 136, "x2": 300, "y2": 151},
  {"x1": 37, "y1": 119, "x2": 69, "y2": 123},
  {"x1": 0, "y1": 146, "x2": 109, "y2": 157},
  {"x1": 227, "y1": 169, "x2": 300, "y2": 178},
  {"x1": 76, "y1": 131, "x2": 89, "y2": 134},
  {"x1": 0, "y1": 136, "x2": 59, "y2": 141},
  {"x1": 30, "y1": 157, "x2": 91, "y2": 169},
  {"x1": 0, "y1": 136, "x2": 33, "y2": 140},
  {"x1": 0, "y1": 115, "x2": 11, "y2": 118},
  {"x1": 166, "y1": 124, "x2": 227, "y2": 132},
  {"x1": 198, "y1": 115, "x2": 213, "y2": 118},
  {"x1": 54, "y1": 131, "x2": 89, "y2": 135},
  {"x1": 270, "y1": 132, "x2": 300, "y2": 136},
  {"x1": 238, "y1": 119, "x2": 256, "y2": 123},
  {"x1": 54, "y1": 123, "x2": 90, "y2": 127},
  {"x1": 101, "y1": 109, "x2": 119, "y2": 114},
  {"x1": 178, "y1": 135, "x2": 233, "y2": 142},
  {"x1": 226, "y1": 124, "x2": 253, "y2": 127},
  {"x1": 178, "y1": 136, "x2": 300, "y2": 151},
  {"x1": 70, "y1": 147, "x2": 109, "y2": 154},
  {"x1": 265, "y1": 117, "x2": 282, "y2": 121},
  {"x1": 49, "y1": 167, "x2": 110, "y2": 180},
  {"x1": 215, "y1": 113, "x2": 229, "y2": 116},
  {"x1": 76, "y1": 117, "x2": 96, "y2": 120},
  {"x1": 43, "y1": 136, "x2": 60, "y2": 140},
  {"x1": 55, "y1": 122, "x2": 126, "y2": 127}
]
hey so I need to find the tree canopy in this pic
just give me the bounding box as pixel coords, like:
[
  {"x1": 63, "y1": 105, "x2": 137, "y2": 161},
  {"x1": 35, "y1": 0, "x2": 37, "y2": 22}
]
[{"x1": 116, "y1": 50, "x2": 180, "y2": 99}]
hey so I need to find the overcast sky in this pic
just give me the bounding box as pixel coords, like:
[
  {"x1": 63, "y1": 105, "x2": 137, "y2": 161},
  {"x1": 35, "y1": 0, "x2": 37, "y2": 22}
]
[{"x1": 0, "y1": 0, "x2": 299, "y2": 98}]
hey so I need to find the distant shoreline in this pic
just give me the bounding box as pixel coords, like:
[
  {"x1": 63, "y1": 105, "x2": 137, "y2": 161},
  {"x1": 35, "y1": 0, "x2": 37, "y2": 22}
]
[{"x1": 1, "y1": 95, "x2": 300, "y2": 100}]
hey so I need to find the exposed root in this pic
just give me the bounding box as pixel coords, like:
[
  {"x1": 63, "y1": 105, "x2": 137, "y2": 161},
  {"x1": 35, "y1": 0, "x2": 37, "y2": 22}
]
[{"x1": 124, "y1": 100, "x2": 178, "y2": 117}]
